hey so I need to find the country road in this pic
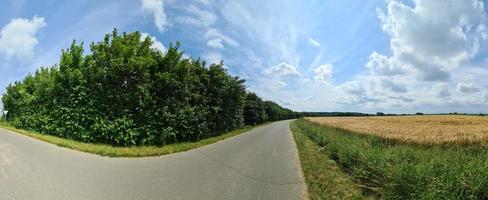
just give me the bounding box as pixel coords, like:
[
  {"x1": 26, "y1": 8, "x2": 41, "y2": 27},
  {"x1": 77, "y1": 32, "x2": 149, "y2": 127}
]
[{"x1": 0, "y1": 120, "x2": 306, "y2": 200}]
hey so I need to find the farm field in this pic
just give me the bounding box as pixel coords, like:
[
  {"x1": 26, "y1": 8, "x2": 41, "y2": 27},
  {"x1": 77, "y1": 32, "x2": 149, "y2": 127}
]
[
  {"x1": 307, "y1": 115, "x2": 488, "y2": 145},
  {"x1": 292, "y1": 118, "x2": 488, "y2": 199}
]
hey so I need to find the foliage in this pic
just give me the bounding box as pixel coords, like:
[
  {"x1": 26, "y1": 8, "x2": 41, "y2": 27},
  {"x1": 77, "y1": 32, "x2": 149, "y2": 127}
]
[
  {"x1": 0, "y1": 121, "x2": 265, "y2": 157},
  {"x1": 294, "y1": 119, "x2": 488, "y2": 199},
  {"x1": 2, "y1": 29, "x2": 295, "y2": 146},
  {"x1": 242, "y1": 92, "x2": 299, "y2": 126},
  {"x1": 243, "y1": 92, "x2": 267, "y2": 125}
]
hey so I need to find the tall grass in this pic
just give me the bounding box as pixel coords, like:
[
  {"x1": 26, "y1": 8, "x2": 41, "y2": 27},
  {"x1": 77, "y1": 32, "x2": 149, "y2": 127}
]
[
  {"x1": 293, "y1": 119, "x2": 488, "y2": 199},
  {"x1": 290, "y1": 119, "x2": 367, "y2": 199}
]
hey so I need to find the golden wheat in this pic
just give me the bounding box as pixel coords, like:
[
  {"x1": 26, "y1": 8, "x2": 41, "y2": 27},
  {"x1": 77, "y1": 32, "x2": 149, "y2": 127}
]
[{"x1": 307, "y1": 115, "x2": 488, "y2": 144}]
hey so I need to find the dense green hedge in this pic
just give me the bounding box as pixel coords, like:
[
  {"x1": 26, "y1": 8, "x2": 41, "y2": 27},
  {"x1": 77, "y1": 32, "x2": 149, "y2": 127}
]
[
  {"x1": 2, "y1": 29, "x2": 297, "y2": 146},
  {"x1": 294, "y1": 119, "x2": 488, "y2": 199}
]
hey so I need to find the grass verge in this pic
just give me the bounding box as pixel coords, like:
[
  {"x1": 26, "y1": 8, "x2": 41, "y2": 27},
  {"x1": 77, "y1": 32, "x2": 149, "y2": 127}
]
[
  {"x1": 0, "y1": 121, "x2": 266, "y2": 157},
  {"x1": 293, "y1": 118, "x2": 488, "y2": 199},
  {"x1": 290, "y1": 119, "x2": 367, "y2": 200}
]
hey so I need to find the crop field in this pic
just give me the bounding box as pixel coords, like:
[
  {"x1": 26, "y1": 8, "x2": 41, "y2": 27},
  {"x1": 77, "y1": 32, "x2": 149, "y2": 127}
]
[
  {"x1": 307, "y1": 115, "x2": 488, "y2": 145},
  {"x1": 292, "y1": 119, "x2": 488, "y2": 199}
]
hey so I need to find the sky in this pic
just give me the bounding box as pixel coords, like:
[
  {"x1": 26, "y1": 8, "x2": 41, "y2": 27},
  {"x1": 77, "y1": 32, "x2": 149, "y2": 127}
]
[{"x1": 0, "y1": 0, "x2": 488, "y2": 114}]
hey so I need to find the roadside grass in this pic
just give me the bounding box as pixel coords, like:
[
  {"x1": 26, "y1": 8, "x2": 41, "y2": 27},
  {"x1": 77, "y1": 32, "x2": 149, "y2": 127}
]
[
  {"x1": 290, "y1": 120, "x2": 368, "y2": 200},
  {"x1": 292, "y1": 118, "x2": 488, "y2": 199},
  {"x1": 0, "y1": 121, "x2": 266, "y2": 157}
]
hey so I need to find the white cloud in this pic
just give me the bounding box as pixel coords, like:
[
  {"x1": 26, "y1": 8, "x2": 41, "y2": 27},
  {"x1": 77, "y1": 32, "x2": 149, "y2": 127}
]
[
  {"x1": 457, "y1": 82, "x2": 481, "y2": 93},
  {"x1": 206, "y1": 38, "x2": 224, "y2": 49},
  {"x1": 204, "y1": 28, "x2": 239, "y2": 48},
  {"x1": 175, "y1": 4, "x2": 217, "y2": 28},
  {"x1": 175, "y1": 4, "x2": 238, "y2": 50},
  {"x1": 366, "y1": 51, "x2": 405, "y2": 75},
  {"x1": 381, "y1": 79, "x2": 407, "y2": 93},
  {"x1": 263, "y1": 63, "x2": 301, "y2": 78},
  {"x1": 202, "y1": 51, "x2": 223, "y2": 65},
  {"x1": 141, "y1": 0, "x2": 168, "y2": 32},
  {"x1": 374, "y1": 0, "x2": 487, "y2": 81},
  {"x1": 434, "y1": 83, "x2": 451, "y2": 98},
  {"x1": 309, "y1": 38, "x2": 321, "y2": 47},
  {"x1": 0, "y1": 16, "x2": 46, "y2": 59},
  {"x1": 333, "y1": 0, "x2": 488, "y2": 112},
  {"x1": 277, "y1": 81, "x2": 286, "y2": 88},
  {"x1": 221, "y1": 1, "x2": 299, "y2": 65},
  {"x1": 140, "y1": 32, "x2": 166, "y2": 52},
  {"x1": 340, "y1": 81, "x2": 366, "y2": 95},
  {"x1": 313, "y1": 64, "x2": 333, "y2": 83},
  {"x1": 193, "y1": 0, "x2": 210, "y2": 6}
]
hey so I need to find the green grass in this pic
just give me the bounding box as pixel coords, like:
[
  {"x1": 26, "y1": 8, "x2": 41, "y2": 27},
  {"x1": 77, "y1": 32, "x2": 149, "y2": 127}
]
[
  {"x1": 290, "y1": 119, "x2": 367, "y2": 200},
  {"x1": 292, "y1": 119, "x2": 488, "y2": 199},
  {"x1": 0, "y1": 121, "x2": 266, "y2": 157}
]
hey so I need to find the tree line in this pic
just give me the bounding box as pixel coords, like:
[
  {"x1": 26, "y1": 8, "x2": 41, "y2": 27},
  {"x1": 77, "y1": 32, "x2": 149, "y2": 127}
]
[{"x1": 1, "y1": 30, "x2": 298, "y2": 146}]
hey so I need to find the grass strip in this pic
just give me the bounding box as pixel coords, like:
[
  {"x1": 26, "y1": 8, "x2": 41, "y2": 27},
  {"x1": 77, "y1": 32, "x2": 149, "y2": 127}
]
[
  {"x1": 290, "y1": 120, "x2": 367, "y2": 200},
  {"x1": 0, "y1": 121, "x2": 266, "y2": 157},
  {"x1": 293, "y1": 118, "x2": 488, "y2": 199}
]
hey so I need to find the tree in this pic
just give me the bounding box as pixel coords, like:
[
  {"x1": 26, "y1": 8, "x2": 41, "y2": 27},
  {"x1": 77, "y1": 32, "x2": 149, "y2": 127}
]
[
  {"x1": 2, "y1": 29, "x2": 294, "y2": 146},
  {"x1": 244, "y1": 92, "x2": 267, "y2": 125}
]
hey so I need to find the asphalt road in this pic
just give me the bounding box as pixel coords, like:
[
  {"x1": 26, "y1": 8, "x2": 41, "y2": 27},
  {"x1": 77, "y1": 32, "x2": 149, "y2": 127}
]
[{"x1": 0, "y1": 120, "x2": 306, "y2": 200}]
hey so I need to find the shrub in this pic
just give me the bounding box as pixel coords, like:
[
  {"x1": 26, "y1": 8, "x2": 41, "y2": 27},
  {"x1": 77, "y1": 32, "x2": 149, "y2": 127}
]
[{"x1": 2, "y1": 29, "x2": 296, "y2": 146}]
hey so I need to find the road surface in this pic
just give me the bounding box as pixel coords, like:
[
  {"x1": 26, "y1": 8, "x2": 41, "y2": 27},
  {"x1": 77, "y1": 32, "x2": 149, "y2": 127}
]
[{"x1": 0, "y1": 120, "x2": 306, "y2": 200}]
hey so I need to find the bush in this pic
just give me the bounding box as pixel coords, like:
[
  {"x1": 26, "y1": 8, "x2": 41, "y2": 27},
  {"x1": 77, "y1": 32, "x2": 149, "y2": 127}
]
[{"x1": 2, "y1": 29, "x2": 296, "y2": 146}]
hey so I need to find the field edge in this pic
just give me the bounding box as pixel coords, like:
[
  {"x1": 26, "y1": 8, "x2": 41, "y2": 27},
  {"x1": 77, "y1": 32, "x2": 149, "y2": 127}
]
[
  {"x1": 290, "y1": 119, "x2": 368, "y2": 200},
  {"x1": 0, "y1": 121, "x2": 269, "y2": 157}
]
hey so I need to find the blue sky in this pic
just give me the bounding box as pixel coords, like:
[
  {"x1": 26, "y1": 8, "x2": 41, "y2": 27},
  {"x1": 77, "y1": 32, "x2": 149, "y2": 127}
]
[{"x1": 1, "y1": 0, "x2": 488, "y2": 113}]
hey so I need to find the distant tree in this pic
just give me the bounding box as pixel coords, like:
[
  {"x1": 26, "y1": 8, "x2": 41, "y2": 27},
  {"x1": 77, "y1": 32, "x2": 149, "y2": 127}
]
[
  {"x1": 376, "y1": 112, "x2": 385, "y2": 116},
  {"x1": 416, "y1": 112, "x2": 424, "y2": 115},
  {"x1": 264, "y1": 101, "x2": 298, "y2": 121}
]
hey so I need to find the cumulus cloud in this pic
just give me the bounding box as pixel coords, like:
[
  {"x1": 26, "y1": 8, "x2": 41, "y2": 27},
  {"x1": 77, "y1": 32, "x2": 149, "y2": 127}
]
[
  {"x1": 141, "y1": 0, "x2": 168, "y2": 32},
  {"x1": 277, "y1": 81, "x2": 286, "y2": 88},
  {"x1": 313, "y1": 64, "x2": 333, "y2": 83},
  {"x1": 435, "y1": 84, "x2": 451, "y2": 98},
  {"x1": 338, "y1": 0, "x2": 488, "y2": 112},
  {"x1": 140, "y1": 32, "x2": 166, "y2": 52},
  {"x1": 366, "y1": 52, "x2": 405, "y2": 75},
  {"x1": 340, "y1": 81, "x2": 366, "y2": 95},
  {"x1": 337, "y1": 95, "x2": 380, "y2": 106},
  {"x1": 381, "y1": 79, "x2": 408, "y2": 93},
  {"x1": 457, "y1": 82, "x2": 481, "y2": 93},
  {"x1": 374, "y1": 0, "x2": 487, "y2": 81},
  {"x1": 263, "y1": 63, "x2": 301, "y2": 78},
  {"x1": 0, "y1": 16, "x2": 46, "y2": 58},
  {"x1": 309, "y1": 38, "x2": 320, "y2": 47}
]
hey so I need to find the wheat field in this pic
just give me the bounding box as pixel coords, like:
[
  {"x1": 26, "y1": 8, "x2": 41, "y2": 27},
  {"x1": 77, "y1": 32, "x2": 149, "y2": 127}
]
[{"x1": 307, "y1": 115, "x2": 488, "y2": 144}]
